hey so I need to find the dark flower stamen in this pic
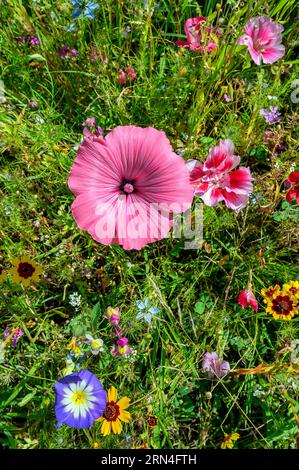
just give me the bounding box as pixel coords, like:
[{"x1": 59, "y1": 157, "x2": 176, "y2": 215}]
[{"x1": 17, "y1": 262, "x2": 35, "y2": 279}]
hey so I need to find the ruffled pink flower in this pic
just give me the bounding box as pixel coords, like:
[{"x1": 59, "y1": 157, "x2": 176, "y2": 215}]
[
  {"x1": 238, "y1": 289, "x2": 258, "y2": 312},
  {"x1": 68, "y1": 126, "x2": 194, "y2": 250},
  {"x1": 237, "y1": 16, "x2": 285, "y2": 65},
  {"x1": 176, "y1": 16, "x2": 219, "y2": 54},
  {"x1": 187, "y1": 139, "x2": 253, "y2": 211}
]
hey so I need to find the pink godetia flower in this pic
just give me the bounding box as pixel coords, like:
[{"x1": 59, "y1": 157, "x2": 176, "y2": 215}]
[
  {"x1": 237, "y1": 16, "x2": 285, "y2": 65},
  {"x1": 112, "y1": 337, "x2": 131, "y2": 357},
  {"x1": 103, "y1": 306, "x2": 120, "y2": 326},
  {"x1": 286, "y1": 171, "x2": 299, "y2": 206},
  {"x1": 224, "y1": 93, "x2": 231, "y2": 102},
  {"x1": 238, "y1": 288, "x2": 259, "y2": 312},
  {"x1": 202, "y1": 352, "x2": 230, "y2": 379},
  {"x1": 68, "y1": 125, "x2": 194, "y2": 250},
  {"x1": 176, "y1": 16, "x2": 219, "y2": 54},
  {"x1": 187, "y1": 139, "x2": 253, "y2": 211}
]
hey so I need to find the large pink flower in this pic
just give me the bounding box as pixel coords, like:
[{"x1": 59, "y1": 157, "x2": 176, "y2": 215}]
[
  {"x1": 187, "y1": 139, "x2": 253, "y2": 211},
  {"x1": 237, "y1": 16, "x2": 285, "y2": 65},
  {"x1": 68, "y1": 126, "x2": 194, "y2": 250},
  {"x1": 176, "y1": 16, "x2": 218, "y2": 54}
]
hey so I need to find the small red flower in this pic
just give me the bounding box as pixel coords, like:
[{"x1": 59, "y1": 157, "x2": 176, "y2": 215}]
[
  {"x1": 238, "y1": 289, "x2": 258, "y2": 312},
  {"x1": 147, "y1": 415, "x2": 158, "y2": 429},
  {"x1": 286, "y1": 171, "x2": 299, "y2": 206}
]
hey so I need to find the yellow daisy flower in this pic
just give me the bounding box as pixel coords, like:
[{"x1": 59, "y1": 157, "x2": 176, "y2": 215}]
[
  {"x1": 283, "y1": 281, "x2": 299, "y2": 300},
  {"x1": 0, "y1": 265, "x2": 6, "y2": 282},
  {"x1": 95, "y1": 386, "x2": 131, "y2": 436},
  {"x1": 265, "y1": 288, "x2": 298, "y2": 321},
  {"x1": 10, "y1": 256, "x2": 42, "y2": 287},
  {"x1": 221, "y1": 432, "x2": 240, "y2": 449}
]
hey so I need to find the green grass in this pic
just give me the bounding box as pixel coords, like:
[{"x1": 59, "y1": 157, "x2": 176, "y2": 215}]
[{"x1": 0, "y1": 0, "x2": 298, "y2": 449}]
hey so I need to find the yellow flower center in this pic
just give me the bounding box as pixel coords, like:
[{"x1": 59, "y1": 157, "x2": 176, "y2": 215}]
[{"x1": 72, "y1": 390, "x2": 86, "y2": 406}]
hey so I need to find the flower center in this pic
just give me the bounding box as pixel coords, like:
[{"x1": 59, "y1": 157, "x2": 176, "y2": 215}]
[
  {"x1": 121, "y1": 180, "x2": 135, "y2": 194},
  {"x1": 72, "y1": 390, "x2": 86, "y2": 406},
  {"x1": 253, "y1": 39, "x2": 265, "y2": 53},
  {"x1": 103, "y1": 401, "x2": 120, "y2": 421},
  {"x1": 272, "y1": 295, "x2": 293, "y2": 315},
  {"x1": 17, "y1": 262, "x2": 35, "y2": 279}
]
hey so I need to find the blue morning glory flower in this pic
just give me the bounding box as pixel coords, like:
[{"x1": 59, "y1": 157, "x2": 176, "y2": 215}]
[
  {"x1": 71, "y1": 1, "x2": 99, "y2": 20},
  {"x1": 136, "y1": 298, "x2": 160, "y2": 325},
  {"x1": 54, "y1": 369, "x2": 107, "y2": 429}
]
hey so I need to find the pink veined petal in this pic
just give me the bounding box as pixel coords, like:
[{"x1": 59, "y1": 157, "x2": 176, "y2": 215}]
[
  {"x1": 224, "y1": 167, "x2": 253, "y2": 195},
  {"x1": 261, "y1": 45, "x2": 285, "y2": 64},
  {"x1": 220, "y1": 190, "x2": 249, "y2": 211},
  {"x1": 200, "y1": 186, "x2": 224, "y2": 206},
  {"x1": 204, "y1": 139, "x2": 240, "y2": 173},
  {"x1": 247, "y1": 43, "x2": 262, "y2": 65}
]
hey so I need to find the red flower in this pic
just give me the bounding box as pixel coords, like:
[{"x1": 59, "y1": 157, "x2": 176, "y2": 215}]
[
  {"x1": 238, "y1": 289, "x2": 258, "y2": 312},
  {"x1": 286, "y1": 171, "x2": 299, "y2": 206}
]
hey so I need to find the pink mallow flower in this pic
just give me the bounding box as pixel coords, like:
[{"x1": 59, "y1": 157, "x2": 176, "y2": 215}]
[
  {"x1": 112, "y1": 337, "x2": 131, "y2": 357},
  {"x1": 187, "y1": 139, "x2": 253, "y2": 211},
  {"x1": 238, "y1": 289, "x2": 259, "y2": 312},
  {"x1": 103, "y1": 306, "x2": 120, "y2": 326},
  {"x1": 176, "y1": 16, "x2": 219, "y2": 54},
  {"x1": 68, "y1": 125, "x2": 194, "y2": 250},
  {"x1": 237, "y1": 16, "x2": 285, "y2": 65}
]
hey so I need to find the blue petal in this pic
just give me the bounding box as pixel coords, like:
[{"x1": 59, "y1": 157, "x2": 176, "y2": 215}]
[
  {"x1": 136, "y1": 301, "x2": 145, "y2": 309},
  {"x1": 136, "y1": 312, "x2": 144, "y2": 320},
  {"x1": 72, "y1": 8, "x2": 82, "y2": 19},
  {"x1": 88, "y1": 2, "x2": 99, "y2": 9},
  {"x1": 85, "y1": 10, "x2": 95, "y2": 19},
  {"x1": 149, "y1": 307, "x2": 160, "y2": 314},
  {"x1": 143, "y1": 298, "x2": 149, "y2": 307},
  {"x1": 145, "y1": 314, "x2": 152, "y2": 324}
]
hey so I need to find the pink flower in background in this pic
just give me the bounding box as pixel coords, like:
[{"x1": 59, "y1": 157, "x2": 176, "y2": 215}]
[
  {"x1": 224, "y1": 93, "x2": 231, "y2": 102},
  {"x1": 202, "y1": 352, "x2": 230, "y2": 379},
  {"x1": 125, "y1": 67, "x2": 137, "y2": 81},
  {"x1": 118, "y1": 67, "x2": 137, "y2": 85},
  {"x1": 68, "y1": 125, "x2": 193, "y2": 250},
  {"x1": 238, "y1": 289, "x2": 259, "y2": 312},
  {"x1": 187, "y1": 139, "x2": 253, "y2": 211},
  {"x1": 118, "y1": 69, "x2": 127, "y2": 85},
  {"x1": 237, "y1": 16, "x2": 285, "y2": 65},
  {"x1": 176, "y1": 16, "x2": 219, "y2": 54}
]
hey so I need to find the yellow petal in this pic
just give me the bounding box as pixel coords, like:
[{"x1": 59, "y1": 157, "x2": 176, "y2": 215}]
[
  {"x1": 101, "y1": 420, "x2": 111, "y2": 436},
  {"x1": 231, "y1": 433, "x2": 240, "y2": 440},
  {"x1": 117, "y1": 396, "x2": 130, "y2": 410},
  {"x1": 119, "y1": 410, "x2": 131, "y2": 423},
  {"x1": 112, "y1": 419, "x2": 122, "y2": 434},
  {"x1": 95, "y1": 416, "x2": 104, "y2": 423},
  {"x1": 220, "y1": 442, "x2": 227, "y2": 449},
  {"x1": 108, "y1": 386, "x2": 118, "y2": 403}
]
